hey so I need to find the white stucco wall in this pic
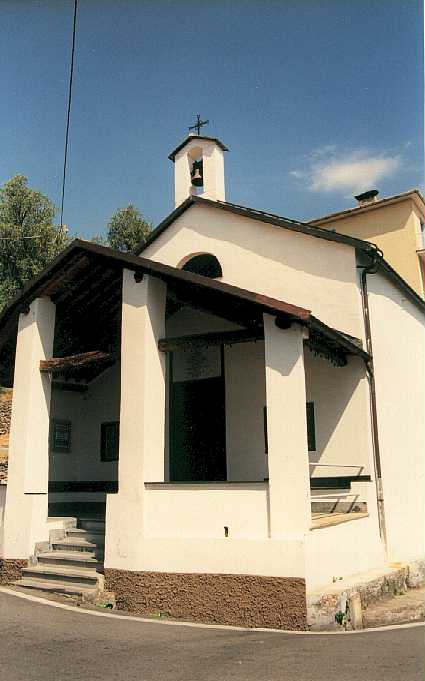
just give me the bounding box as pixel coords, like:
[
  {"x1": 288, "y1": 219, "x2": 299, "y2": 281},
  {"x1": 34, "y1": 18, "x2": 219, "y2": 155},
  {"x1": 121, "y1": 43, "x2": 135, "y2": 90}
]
[
  {"x1": 144, "y1": 482, "x2": 268, "y2": 539},
  {"x1": 143, "y1": 203, "x2": 365, "y2": 339},
  {"x1": 306, "y1": 515, "x2": 384, "y2": 591},
  {"x1": 165, "y1": 307, "x2": 268, "y2": 482},
  {"x1": 118, "y1": 536, "x2": 306, "y2": 577},
  {"x1": 224, "y1": 341, "x2": 268, "y2": 481},
  {"x1": 367, "y1": 272, "x2": 425, "y2": 562},
  {"x1": 105, "y1": 272, "x2": 167, "y2": 570},
  {"x1": 304, "y1": 349, "x2": 373, "y2": 477},
  {"x1": 164, "y1": 307, "x2": 372, "y2": 484},
  {"x1": 2, "y1": 298, "x2": 56, "y2": 558},
  {"x1": 174, "y1": 139, "x2": 226, "y2": 206},
  {"x1": 49, "y1": 363, "x2": 120, "y2": 502}
]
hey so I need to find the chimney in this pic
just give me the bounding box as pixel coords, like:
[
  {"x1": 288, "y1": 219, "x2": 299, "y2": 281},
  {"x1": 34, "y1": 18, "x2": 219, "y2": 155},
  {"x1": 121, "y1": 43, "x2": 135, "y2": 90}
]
[{"x1": 354, "y1": 189, "x2": 379, "y2": 206}]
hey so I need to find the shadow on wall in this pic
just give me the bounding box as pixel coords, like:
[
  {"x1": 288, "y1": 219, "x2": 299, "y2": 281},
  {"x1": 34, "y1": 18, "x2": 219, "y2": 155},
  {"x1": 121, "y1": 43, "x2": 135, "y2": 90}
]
[
  {"x1": 48, "y1": 364, "x2": 121, "y2": 487},
  {"x1": 305, "y1": 350, "x2": 370, "y2": 474}
]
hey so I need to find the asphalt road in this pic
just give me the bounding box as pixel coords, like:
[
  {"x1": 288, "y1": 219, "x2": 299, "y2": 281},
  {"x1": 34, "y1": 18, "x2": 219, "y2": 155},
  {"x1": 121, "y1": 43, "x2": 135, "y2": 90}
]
[{"x1": 0, "y1": 591, "x2": 424, "y2": 681}]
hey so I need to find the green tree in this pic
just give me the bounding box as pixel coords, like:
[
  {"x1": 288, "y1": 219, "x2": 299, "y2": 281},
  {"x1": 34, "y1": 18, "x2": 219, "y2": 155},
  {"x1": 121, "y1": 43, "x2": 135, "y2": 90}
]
[
  {"x1": 0, "y1": 175, "x2": 69, "y2": 312},
  {"x1": 105, "y1": 204, "x2": 151, "y2": 252}
]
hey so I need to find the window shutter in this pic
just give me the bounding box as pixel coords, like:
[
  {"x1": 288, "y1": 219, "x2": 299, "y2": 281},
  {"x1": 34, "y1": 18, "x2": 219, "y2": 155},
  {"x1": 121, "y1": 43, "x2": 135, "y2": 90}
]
[{"x1": 306, "y1": 402, "x2": 316, "y2": 452}]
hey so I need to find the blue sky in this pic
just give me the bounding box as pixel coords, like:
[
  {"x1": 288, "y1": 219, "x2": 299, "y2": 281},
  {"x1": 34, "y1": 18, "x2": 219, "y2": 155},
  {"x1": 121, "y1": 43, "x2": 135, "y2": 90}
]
[{"x1": 0, "y1": 0, "x2": 423, "y2": 239}]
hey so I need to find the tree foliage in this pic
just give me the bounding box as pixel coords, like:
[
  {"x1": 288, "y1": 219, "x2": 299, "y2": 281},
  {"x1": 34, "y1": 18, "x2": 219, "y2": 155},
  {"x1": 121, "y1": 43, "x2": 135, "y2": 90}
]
[
  {"x1": 0, "y1": 177, "x2": 152, "y2": 316},
  {"x1": 105, "y1": 204, "x2": 151, "y2": 252},
  {"x1": 0, "y1": 175, "x2": 69, "y2": 311}
]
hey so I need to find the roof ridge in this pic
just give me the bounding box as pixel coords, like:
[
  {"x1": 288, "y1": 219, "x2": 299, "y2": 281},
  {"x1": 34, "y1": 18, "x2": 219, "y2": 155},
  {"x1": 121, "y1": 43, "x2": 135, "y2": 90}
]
[
  {"x1": 215, "y1": 197, "x2": 374, "y2": 244},
  {"x1": 309, "y1": 188, "x2": 425, "y2": 225},
  {"x1": 191, "y1": 195, "x2": 375, "y2": 251}
]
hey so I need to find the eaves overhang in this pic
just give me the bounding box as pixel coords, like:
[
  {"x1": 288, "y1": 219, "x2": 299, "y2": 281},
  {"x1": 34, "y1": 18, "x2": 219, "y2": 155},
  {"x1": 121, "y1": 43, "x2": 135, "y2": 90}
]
[
  {"x1": 0, "y1": 240, "x2": 369, "y2": 367},
  {"x1": 135, "y1": 195, "x2": 372, "y2": 255},
  {"x1": 308, "y1": 189, "x2": 425, "y2": 226},
  {"x1": 168, "y1": 135, "x2": 228, "y2": 162}
]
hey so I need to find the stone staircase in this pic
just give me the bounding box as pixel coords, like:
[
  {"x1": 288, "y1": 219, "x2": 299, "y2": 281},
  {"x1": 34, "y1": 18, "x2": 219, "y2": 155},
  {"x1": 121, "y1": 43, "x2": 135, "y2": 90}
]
[{"x1": 14, "y1": 517, "x2": 105, "y2": 601}]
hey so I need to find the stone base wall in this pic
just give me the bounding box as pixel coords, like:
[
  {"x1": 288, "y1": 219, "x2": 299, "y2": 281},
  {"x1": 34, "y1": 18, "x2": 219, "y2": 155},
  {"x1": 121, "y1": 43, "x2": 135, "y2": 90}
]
[
  {"x1": 0, "y1": 559, "x2": 26, "y2": 584},
  {"x1": 105, "y1": 569, "x2": 307, "y2": 630}
]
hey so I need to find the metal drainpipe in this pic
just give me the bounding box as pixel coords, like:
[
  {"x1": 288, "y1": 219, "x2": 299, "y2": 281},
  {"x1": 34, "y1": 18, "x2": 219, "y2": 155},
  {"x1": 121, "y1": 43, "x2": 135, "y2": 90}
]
[{"x1": 358, "y1": 247, "x2": 388, "y2": 552}]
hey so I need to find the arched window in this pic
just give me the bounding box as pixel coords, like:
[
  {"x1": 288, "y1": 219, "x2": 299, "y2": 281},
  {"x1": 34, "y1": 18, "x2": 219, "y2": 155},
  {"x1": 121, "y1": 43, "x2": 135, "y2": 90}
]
[{"x1": 181, "y1": 254, "x2": 222, "y2": 279}]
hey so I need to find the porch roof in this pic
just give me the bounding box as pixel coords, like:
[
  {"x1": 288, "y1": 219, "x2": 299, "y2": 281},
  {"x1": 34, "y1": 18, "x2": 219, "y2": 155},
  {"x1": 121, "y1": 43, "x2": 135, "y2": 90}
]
[{"x1": 0, "y1": 240, "x2": 370, "y2": 380}]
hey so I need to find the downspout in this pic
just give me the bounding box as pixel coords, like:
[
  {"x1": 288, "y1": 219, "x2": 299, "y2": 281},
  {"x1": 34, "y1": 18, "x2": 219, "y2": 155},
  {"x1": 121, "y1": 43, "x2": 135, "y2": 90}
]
[{"x1": 358, "y1": 246, "x2": 388, "y2": 552}]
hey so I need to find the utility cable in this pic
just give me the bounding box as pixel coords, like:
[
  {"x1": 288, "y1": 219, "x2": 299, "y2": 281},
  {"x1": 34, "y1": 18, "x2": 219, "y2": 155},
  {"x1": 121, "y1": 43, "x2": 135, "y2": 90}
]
[
  {"x1": 0, "y1": 235, "x2": 43, "y2": 240},
  {"x1": 60, "y1": 0, "x2": 78, "y2": 227}
]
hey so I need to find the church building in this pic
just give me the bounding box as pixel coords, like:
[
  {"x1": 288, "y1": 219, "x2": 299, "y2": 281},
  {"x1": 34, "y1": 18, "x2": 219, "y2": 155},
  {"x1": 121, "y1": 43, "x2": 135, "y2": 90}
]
[{"x1": 0, "y1": 129, "x2": 424, "y2": 630}]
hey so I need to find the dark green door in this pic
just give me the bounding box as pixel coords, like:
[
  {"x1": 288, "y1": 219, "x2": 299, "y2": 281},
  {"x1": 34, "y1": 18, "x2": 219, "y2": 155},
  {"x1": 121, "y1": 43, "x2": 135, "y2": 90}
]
[{"x1": 169, "y1": 375, "x2": 226, "y2": 481}]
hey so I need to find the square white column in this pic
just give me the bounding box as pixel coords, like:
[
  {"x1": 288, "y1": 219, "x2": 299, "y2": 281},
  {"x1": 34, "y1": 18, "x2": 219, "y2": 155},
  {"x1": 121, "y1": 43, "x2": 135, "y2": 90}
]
[
  {"x1": 3, "y1": 297, "x2": 56, "y2": 558},
  {"x1": 105, "y1": 270, "x2": 166, "y2": 569},
  {"x1": 264, "y1": 314, "x2": 311, "y2": 538}
]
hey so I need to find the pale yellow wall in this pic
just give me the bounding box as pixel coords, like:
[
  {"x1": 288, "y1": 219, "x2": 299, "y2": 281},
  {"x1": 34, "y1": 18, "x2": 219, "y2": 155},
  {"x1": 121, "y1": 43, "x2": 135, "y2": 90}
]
[
  {"x1": 367, "y1": 272, "x2": 425, "y2": 562},
  {"x1": 316, "y1": 199, "x2": 424, "y2": 296},
  {"x1": 143, "y1": 203, "x2": 365, "y2": 340}
]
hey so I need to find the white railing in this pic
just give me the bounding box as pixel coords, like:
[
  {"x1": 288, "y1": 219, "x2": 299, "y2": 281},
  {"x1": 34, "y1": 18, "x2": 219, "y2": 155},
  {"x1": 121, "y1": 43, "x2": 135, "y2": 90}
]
[{"x1": 309, "y1": 462, "x2": 365, "y2": 474}]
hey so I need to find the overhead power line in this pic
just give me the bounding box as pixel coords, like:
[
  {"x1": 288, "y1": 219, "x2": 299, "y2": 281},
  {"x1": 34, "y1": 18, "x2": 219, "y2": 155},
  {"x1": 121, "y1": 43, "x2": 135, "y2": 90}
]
[
  {"x1": 60, "y1": 0, "x2": 78, "y2": 227},
  {"x1": 0, "y1": 235, "x2": 43, "y2": 241}
]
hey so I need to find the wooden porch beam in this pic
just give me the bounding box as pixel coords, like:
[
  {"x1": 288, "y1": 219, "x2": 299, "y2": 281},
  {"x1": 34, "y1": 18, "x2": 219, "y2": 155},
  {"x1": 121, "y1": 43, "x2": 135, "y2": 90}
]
[
  {"x1": 158, "y1": 328, "x2": 264, "y2": 353},
  {"x1": 40, "y1": 350, "x2": 116, "y2": 373}
]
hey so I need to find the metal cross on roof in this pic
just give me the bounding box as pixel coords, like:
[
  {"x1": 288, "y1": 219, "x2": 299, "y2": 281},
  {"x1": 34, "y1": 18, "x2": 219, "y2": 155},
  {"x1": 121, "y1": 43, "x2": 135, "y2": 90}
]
[{"x1": 189, "y1": 114, "x2": 209, "y2": 136}]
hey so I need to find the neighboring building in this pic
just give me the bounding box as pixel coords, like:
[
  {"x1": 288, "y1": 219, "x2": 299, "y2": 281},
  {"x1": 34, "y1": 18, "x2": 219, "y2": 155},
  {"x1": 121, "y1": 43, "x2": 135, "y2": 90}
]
[
  {"x1": 0, "y1": 133, "x2": 423, "y2": 630},
  {"x1": 309, "y1": 188, "x2": 425, "y2": 298}
]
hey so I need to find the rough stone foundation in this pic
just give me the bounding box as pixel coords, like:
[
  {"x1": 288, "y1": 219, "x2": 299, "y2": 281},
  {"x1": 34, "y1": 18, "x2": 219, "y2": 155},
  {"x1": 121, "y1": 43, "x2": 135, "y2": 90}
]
[
  {"x1": 0, "y1": 558, "x2": 26, "y2": 584},
  {"x1": 307, "y1": 561, "x2": 425, "y2": 630},
  {"x1": 105, "y1": 569, "x2": 307, "y2": 630}
]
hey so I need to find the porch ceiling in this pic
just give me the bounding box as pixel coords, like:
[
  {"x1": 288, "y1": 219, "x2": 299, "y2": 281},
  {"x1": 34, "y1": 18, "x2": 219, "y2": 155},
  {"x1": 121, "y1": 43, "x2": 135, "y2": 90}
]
[{"x1": 0, "y1": 240, "x2": 370, "y2": 385}]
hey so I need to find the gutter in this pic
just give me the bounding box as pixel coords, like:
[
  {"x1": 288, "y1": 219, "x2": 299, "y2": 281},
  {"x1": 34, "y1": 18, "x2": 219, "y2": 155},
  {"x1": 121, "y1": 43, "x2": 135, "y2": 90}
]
[{"x1": 358, "y1": 245, "x2": 388, "y2": 550}]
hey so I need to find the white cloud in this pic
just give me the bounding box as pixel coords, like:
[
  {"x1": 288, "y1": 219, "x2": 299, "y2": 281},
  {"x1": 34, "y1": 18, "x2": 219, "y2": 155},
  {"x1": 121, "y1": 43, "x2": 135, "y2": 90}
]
[{"x1": 291, "y1": 149, "x2": 401, "y2": 196}]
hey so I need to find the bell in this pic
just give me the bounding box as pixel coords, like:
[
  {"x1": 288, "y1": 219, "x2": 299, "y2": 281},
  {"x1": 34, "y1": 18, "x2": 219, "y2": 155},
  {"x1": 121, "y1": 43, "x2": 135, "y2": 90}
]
[{"x1": 191, "y1": 160, "x2": 203, "y2": 187}]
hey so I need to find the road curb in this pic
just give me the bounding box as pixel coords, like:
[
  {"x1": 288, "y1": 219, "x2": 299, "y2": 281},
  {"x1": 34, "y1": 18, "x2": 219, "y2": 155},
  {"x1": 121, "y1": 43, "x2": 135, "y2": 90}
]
[{"x1": 1, "y1": 586, "x2": 424, "y2": 636}]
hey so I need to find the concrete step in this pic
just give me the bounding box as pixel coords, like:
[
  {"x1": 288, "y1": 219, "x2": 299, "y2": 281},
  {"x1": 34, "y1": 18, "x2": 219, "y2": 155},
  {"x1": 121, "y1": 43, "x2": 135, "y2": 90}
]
[
  {"x1": 22, "y1": 565, "x2": 100, "y2": 587},
  {"x1": 14, "y1": 577, "x2": 97, "y2": 599},
  {"x1": 37, "y1": 550, "x2": 103, "y2": 572},
  {"x1": 52, "y1": 538, "x2": 104, "y2": 556},
  {"x1": 47, "y1": 516, "x2": 78, "y2": 530},
  {"x1": 66, "y1": 528, "x2": 105, "y2": 543},
  {"x1": 311, "y1": 501, "x2": 367, "y2": 514}
]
